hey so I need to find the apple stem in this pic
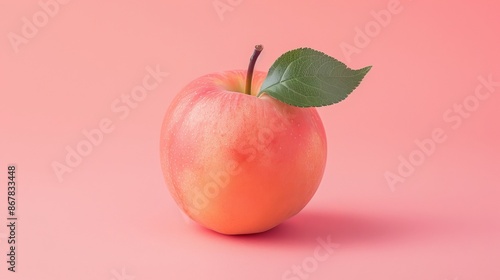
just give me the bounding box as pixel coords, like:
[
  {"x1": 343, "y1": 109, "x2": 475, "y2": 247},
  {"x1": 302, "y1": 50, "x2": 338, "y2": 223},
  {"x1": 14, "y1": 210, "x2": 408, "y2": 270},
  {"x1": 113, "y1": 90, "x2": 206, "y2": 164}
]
[{"x1": 245, "y1": 44, "x2": 263, "y2": 95}]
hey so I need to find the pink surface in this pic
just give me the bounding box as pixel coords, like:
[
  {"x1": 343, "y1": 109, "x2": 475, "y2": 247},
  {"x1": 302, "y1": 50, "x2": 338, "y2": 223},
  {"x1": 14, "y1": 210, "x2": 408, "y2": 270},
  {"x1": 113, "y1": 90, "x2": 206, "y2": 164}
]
[{"x1": 1, "y1": 0, "x2": 499, "y2": 279}]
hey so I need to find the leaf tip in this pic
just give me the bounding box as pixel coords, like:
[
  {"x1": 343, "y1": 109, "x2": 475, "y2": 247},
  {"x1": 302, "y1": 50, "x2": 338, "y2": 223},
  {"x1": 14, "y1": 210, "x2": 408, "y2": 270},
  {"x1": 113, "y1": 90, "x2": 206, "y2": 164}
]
[{"x1": 361, "y1": 65, "x2": 372, "y2": 73}]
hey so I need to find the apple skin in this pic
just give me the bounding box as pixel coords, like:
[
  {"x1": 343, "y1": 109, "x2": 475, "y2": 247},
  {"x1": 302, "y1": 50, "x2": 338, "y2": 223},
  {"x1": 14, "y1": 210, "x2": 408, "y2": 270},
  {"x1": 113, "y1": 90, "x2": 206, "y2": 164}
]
[{"x1": 160, "y1": 70, "x2": 327, "y2": 235}]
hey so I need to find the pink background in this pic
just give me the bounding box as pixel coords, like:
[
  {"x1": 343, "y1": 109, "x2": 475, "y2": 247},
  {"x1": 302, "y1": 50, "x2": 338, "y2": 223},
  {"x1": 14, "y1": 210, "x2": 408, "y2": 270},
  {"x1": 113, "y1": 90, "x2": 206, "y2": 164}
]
[{"x1": 1, "y1": 0, "x2": 499, "y2": 279}]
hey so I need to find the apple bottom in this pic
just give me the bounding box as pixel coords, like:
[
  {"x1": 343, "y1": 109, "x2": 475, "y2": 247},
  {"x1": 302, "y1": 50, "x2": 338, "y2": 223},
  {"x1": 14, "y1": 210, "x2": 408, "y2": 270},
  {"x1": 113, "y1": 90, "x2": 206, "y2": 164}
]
[{"x1": 160, "y1": 70, "x2": 327, "y2": 234}]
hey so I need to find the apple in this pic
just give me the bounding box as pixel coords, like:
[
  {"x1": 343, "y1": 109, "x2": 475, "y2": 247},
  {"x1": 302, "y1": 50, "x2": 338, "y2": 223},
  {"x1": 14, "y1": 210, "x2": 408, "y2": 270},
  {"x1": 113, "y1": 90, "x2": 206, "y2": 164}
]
[
  {"x1": 160, "y1": 46, "x2": 370, "y2": 235},
  {"x1": 160, "y1": 70, "x2": 326, "y2": 234}
]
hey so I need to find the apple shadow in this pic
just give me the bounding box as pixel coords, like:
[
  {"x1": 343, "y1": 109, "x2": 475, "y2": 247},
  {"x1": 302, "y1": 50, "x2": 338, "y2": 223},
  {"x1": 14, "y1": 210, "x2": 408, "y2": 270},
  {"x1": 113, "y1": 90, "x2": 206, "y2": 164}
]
[{"x1": 200, "y1": 208, "x2": 456, "y2": 248}]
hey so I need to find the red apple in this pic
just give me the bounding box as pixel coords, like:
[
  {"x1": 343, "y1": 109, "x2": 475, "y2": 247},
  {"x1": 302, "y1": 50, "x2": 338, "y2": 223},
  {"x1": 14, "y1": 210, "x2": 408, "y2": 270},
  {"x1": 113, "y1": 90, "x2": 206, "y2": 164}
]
[{"x1": 160, "y1": 69, "x2": 327, "y2": 235}]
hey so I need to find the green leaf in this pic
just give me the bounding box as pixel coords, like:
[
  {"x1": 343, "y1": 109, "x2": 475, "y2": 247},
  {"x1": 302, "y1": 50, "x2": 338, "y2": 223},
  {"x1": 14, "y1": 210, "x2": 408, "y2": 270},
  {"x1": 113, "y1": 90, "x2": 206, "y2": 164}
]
[{"x1": 258, "y1": 48, "x2": 371, "y2": 107}]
